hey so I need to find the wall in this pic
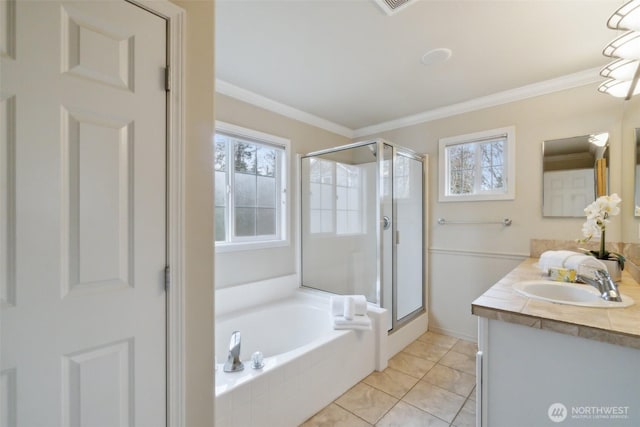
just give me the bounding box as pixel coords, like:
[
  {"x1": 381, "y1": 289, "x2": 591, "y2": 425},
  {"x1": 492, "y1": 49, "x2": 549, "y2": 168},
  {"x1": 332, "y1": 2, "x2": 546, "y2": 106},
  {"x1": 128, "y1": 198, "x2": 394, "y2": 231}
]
[
  {"x1": 359, "y1": 83, "x2": 631, "y2": 340},
  {"x1": 171, "y1": 1, "x2": 215, "y2": 425},
  {"x1": 214, "y1": 93, "x2": 351, "y2": 288}
]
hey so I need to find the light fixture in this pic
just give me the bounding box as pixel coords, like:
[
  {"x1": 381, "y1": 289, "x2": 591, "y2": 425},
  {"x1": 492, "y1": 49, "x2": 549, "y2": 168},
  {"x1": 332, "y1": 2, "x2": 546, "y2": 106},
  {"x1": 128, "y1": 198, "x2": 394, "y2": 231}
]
[
  {"x1": 607, "y1": 0, "x2": 640, "y2": 31},
  {"x1": 600, "y1": 0, "x2": 640, "y2": 100}
]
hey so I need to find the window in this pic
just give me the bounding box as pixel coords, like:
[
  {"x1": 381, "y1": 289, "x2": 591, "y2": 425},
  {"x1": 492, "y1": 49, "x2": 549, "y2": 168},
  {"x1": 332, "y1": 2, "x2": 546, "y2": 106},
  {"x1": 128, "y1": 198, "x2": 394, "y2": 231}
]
[
  {"x1": 439, "y1": 126, "x2": 515, "y2": 202},
  {"x1": 308, "y1": 158, "x2": 364, "y2": 235},
  {"x1": 215, "y1": 122, "x2": 288, "y2": 251}
]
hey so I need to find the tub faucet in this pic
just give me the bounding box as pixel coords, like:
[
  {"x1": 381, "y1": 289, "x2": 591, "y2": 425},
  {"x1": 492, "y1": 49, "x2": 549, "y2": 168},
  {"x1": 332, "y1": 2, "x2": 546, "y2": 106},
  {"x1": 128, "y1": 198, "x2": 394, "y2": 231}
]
[
  {"x1": 223, "y1": 331, "x2": 244, "y2": 372},
  {"x1": 576, "y1": 269, "x2": 622, "y2": 302}
]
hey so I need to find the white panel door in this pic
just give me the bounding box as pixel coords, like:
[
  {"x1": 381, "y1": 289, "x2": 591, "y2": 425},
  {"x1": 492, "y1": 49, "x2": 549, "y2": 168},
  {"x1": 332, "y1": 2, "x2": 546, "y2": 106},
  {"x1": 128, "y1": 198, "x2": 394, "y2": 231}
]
[
  {"x1": 1, "y1": 1, "x2": 167, "y2": 426},
  {"x1": 543, "y1": 169, "x2": 594, "y2": 216}
]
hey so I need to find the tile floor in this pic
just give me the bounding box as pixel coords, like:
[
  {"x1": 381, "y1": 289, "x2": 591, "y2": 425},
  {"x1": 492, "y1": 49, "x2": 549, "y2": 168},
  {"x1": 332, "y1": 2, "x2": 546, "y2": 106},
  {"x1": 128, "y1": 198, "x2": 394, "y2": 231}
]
[{"x1": 301, "y1": 331, "x2": 477, "y2": 427}]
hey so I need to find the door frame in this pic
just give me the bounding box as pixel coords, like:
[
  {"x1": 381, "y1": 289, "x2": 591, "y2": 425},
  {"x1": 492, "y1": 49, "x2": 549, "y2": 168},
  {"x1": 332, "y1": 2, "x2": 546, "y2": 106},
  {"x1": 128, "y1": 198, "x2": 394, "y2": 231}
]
[{"x1": 125, "y1": 1, "x2": 187, "y2": 426}]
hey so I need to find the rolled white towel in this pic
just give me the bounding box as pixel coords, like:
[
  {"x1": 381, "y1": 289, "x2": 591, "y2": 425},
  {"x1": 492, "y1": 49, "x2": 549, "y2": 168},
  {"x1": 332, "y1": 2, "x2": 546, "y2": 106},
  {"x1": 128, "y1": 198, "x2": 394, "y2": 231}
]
[
  {"x1": 539, "y1": 250, "x2": 577, "y2": 272},
  {"x1": 539, "y1": 250, "x2": 607, "y2": 278},
  {"x1": 330, "y1": 295, "x2": 367, "y2": 316},
  {"x1": 333, "y1": 314, "x2": 372, "y2": 331}
]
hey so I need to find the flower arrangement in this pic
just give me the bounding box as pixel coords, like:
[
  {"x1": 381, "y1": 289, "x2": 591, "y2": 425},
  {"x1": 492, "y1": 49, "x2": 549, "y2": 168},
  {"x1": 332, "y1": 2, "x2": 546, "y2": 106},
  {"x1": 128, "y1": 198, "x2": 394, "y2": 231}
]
[{"x1": 578, "y1": 193, "x2": 625, "y2": 270}]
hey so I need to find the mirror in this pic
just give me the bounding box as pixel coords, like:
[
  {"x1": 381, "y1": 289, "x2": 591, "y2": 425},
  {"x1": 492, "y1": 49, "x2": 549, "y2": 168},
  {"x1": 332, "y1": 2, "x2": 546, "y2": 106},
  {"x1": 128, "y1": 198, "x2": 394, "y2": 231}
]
[
  {"x1": 634, "y1": 128, "x2": 640, "y2": 217},
  {"x1": 542, "y1": 132, "x2": 609, "y2": 217}
]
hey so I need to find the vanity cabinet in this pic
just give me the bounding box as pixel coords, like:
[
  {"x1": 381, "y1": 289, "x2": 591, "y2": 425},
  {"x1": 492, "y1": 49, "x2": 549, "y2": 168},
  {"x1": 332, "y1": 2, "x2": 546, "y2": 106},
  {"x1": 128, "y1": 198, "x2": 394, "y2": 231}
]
[
  {"x1": 472, "y1": 258, "x2": 640, "y2": 427},
  {"x1": 476, "y1": 317, "x2": 640, "y2": 427}
]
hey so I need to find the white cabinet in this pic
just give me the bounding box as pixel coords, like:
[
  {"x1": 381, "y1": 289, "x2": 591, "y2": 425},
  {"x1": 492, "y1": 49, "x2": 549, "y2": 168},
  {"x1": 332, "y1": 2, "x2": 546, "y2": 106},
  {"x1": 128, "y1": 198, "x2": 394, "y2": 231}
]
[{"x1": 477, "y1": 317, "x2": 640, "y2": 427}]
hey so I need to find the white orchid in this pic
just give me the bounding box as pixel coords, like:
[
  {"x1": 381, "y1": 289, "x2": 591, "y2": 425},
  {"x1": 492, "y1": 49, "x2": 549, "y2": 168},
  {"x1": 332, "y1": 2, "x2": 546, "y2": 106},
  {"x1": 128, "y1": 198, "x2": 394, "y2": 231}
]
[
  {"x1": 581, "y1": 193, "x2": 621, "y2": 240},
  {"x1": 578, "y1": 193, "x2": 624, "y2": 269}
]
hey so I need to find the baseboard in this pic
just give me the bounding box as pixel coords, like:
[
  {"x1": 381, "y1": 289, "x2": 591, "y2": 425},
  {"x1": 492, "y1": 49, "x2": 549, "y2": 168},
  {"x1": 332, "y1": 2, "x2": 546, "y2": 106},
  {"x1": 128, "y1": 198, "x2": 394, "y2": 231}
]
[{"x1": 428, "y1": 325, "x2": 477, "y2": 343}]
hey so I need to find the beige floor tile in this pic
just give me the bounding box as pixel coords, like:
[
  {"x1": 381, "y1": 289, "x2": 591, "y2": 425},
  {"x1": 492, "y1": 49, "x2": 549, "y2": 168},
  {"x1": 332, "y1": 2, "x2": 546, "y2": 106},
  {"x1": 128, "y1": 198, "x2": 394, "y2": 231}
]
[
  {"x1": 362, "y1": 368, "x2": 419, "y2": 399},
  {"x1": 417, "y1": 331, "x2": 458, "y2": 349},
  {"x1": 452, "y1": 399, "x2": 476, "y2": 427},
  {"x1": 468, "y1": 386, "x2": 476, "y2": 401},
  {"x1": 402, "y1": 381, "x2": 466, "y2": 423},
  {"x1": 422, "y1": 364, "x2": 475, "y2": 397},
  {"x1": 300, "y1": 403, "x2": 372, "y2": 427},
  {"x1": 450, "y1": 340, "x2": 478, "y2": 358},
  {"x1": 387, "y1": 351, "x2": 436, "y2": 378},
  {"x1": 335, "y1": 382, "x2": 398, "y2": 425},
  {"x1": 402, "y1": 340, "x2": 450, "y2": 363},
  {"x1": 439, "y1": 350, "x2": 476, "y2": 376},
  {"x1": 376, "y1": 401, "x2": 449, "y2": 427}
]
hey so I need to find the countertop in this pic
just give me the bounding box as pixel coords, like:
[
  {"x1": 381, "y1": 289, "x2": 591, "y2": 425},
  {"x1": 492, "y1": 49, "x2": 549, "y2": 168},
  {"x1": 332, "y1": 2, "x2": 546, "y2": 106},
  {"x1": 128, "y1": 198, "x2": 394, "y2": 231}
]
[{"x1": 472, "y1": 258, "x2": 640, "y2": 349}]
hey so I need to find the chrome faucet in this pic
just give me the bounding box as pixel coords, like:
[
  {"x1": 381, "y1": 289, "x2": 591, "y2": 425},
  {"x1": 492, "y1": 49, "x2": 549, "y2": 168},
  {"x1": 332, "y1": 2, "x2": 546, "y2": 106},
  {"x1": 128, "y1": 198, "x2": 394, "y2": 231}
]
[
  {"x1": 223, "y1": 331, "x2": 244, "y2": 372},
  {"x1": 577, "y1": 269, "x2": 622, "y2": 302}
]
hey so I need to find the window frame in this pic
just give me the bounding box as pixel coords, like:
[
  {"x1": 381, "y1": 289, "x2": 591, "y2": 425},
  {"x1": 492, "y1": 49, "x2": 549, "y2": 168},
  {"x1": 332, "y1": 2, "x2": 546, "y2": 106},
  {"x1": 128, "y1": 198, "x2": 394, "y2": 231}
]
[
  {"x1": 214, "y1": 121, "x2": 290, "y2": 253},
  {"x1": 438, "y1": 126, "x2": 516, "y2": 202}
]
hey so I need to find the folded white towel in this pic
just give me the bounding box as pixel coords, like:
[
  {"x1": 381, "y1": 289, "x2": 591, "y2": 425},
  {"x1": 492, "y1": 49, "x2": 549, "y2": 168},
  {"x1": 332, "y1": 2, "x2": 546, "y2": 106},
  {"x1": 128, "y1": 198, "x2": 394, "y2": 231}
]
[
  {"x1": 343, "y1": 296, "x2": 355, "y2": 320},
  {"x1": 332, "y1": 314, "x2": 372, "y2": 331},
  {"x1": 330, "y1": 295, "x2": 367, "y2": 316},
  {"x1": 539, "y1": 250, "x2": 607, "y2": 278}
]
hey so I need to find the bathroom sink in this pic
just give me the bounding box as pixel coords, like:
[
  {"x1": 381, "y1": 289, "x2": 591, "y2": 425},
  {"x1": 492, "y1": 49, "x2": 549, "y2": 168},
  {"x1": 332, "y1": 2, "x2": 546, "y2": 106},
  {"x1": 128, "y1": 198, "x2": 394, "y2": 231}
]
[{"x1": 513, "y1": 280, "x2": 634, "y2": 308}]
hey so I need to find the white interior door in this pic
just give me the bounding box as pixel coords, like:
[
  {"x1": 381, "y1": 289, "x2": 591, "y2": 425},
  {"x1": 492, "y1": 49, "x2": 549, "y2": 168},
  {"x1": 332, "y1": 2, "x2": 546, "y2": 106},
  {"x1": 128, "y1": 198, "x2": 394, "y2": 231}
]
[
  {"x1": 543, "y1": 169, "x2": 594, "y2": 216},
  {"x1": 1, "y1": 1, "x2": 168, "y2": 426}
]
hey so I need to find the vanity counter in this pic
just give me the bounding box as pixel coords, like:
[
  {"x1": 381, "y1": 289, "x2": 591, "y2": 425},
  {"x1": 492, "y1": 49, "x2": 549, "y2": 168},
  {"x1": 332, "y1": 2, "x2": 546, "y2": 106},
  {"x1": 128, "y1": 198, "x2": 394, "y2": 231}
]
[{"x1": 472, "y1": 257, "x2": 640, "y2": 349}]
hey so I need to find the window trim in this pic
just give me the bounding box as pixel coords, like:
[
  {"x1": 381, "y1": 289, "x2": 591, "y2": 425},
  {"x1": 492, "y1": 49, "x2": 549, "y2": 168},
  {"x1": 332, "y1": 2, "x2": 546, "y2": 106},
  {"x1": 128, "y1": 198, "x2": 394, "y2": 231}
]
[
  {"x1": 215, "y1": 121, "x2": 290, "y2": 252},
  {"x1": 438, "y1": 126, "x2": 516, "y2": 202}
]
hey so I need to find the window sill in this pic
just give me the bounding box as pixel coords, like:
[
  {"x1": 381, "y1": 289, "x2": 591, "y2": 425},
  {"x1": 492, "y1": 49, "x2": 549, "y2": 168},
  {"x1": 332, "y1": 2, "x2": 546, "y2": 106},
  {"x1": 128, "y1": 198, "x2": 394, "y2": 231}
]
[{"x1": 215, "y1": 239, "x2": 289, "y2": 253}]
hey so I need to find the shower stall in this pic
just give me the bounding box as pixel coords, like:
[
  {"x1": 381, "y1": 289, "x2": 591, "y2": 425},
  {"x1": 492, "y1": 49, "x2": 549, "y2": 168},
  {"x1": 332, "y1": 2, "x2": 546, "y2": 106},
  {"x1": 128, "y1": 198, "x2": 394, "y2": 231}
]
[{"x1": 301, "y1": 139, "x2": 425, "y2": 332}]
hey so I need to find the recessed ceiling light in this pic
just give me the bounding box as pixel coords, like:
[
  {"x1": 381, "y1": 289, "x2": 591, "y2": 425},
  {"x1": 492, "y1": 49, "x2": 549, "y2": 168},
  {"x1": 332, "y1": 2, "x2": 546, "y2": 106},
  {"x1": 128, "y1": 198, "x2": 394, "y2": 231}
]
[{"x1": 420, "y1": 48, "x2": 452, "y2": 66}]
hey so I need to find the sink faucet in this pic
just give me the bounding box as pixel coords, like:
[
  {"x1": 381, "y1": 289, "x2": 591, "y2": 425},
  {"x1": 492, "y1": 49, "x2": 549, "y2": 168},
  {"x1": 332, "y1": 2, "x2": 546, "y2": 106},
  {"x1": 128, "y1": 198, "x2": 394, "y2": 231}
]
[
  {"x1": 576, "y1": 269, "x2": 622, "y2": 302},
  {"x1": 223, "y1": 331, "x2": 244, "y2": 372}
]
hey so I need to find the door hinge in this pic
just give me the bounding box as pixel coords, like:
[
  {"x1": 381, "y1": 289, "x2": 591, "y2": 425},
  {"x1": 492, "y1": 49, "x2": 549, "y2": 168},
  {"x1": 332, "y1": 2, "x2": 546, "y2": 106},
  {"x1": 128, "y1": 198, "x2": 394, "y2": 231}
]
[
  {"x1": 164, "y1": 265, "x2": 170, "y2": 291},
  {"x1": 164, "y1": 67, "x2": 171, "y2": 92}
]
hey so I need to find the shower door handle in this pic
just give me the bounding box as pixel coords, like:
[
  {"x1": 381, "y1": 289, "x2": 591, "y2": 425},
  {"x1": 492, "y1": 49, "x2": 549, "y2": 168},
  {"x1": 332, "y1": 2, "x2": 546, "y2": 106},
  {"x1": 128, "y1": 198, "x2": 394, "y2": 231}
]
[
  {"x1": 382, "y1": 216, "x2": 391, "y2": 230},
  {"x1": 396, "y1": 230, "x2": 399, "y2": 244}
]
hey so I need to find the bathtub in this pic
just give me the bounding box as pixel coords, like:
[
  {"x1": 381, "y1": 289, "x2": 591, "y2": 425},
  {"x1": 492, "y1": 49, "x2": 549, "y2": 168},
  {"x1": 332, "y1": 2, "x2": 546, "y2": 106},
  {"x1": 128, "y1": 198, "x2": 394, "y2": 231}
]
[{"x1": 214, "y1": 276, "x2": 387, "y2": 427}]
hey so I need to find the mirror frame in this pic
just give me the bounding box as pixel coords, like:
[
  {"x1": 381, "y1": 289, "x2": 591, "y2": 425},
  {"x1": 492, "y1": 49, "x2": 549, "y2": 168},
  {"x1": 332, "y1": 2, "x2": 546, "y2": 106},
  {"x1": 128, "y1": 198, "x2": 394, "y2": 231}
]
[{"x1": 635, "y1": 128, "x2": 640, "y2": 217}]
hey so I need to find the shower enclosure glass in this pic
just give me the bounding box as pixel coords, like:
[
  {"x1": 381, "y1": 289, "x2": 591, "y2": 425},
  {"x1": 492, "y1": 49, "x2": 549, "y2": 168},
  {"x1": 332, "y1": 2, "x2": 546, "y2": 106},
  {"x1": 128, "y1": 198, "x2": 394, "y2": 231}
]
[{"x1": 301, "y1": 140, "x2": 425, "y2": 332}]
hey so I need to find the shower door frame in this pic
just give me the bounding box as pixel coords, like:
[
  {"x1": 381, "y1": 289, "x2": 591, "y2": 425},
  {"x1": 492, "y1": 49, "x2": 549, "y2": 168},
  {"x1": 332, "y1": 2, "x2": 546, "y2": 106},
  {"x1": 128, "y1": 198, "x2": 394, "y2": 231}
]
[
  {"x1": 386, "y1": 143, "x2": 426, "y2": 332},
  {"x1": 299, "y1": 139, "x2": 426, "y2": 333}
]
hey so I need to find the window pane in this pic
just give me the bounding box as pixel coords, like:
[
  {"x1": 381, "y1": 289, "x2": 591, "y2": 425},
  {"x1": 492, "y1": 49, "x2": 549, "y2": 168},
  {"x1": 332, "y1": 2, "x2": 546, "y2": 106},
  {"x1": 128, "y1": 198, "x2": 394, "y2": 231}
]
[
  {"x1": 321, "y1": 184, "x2": 333, "y2": 209},
  {"x1": 215, "y1": 207, "x2": 226, "y2": 242},
  {"x1": 235, "y1": 207, "x2": 256, "y2": 236},
  {"x1": 234, "y1": 141, "x2": 257, "y2": 173},
  {"x1": 257, "y1": 147, "x2": 276, "y2": 177},
  {"x1": 256, "y1": 208, "x2": 276, "y2": 235},
  {"x1": 215, "y1": 137, "x2": 227, "y2": 172},
  {"x1": 347, "y1": 211, "x2": 361, "y2": 234},
  {"x1": 481, "y1": 166, "x2": 504, "y2": 191},
  {"x1": 310, "y1": 210, "x2": 321, "y2": 233},
  {"x1": 257, "y1": 176, "x2": 276, "y2": 207},
  {"x1": 215, "y1": 171, "x2": 227, "y2": 207},
  {"x1": 336, "y1": 186, "x2": 347, "y2": 210},
  {"x1": 348, "y1": 187, "x2": 360, "y2": 210},
  {"x1": 321, "y1": 210, "x2": 333, "y2": 233},
  {"x1": 450, "y1": 169, "x2": 474, "y2": 194},
  {"x1": 310, "y1": 183, "x2": 321, "y2": 209},
  {"x1": 336, "y1": 211, "x2": 347, "y2": 234},
  {"x1": 235, "y1": 173, "x2": 257, "y2": 207}
]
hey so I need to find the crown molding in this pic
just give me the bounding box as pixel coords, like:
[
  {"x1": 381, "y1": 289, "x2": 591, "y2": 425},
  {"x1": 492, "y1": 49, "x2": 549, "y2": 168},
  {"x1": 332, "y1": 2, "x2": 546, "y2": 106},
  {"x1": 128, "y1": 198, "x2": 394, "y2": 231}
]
[
  {"x1": 215, "y1": 79, "x2": 354, "y2": 138},
  {"x1": 216, "y1": 67, "x2": 602, "y2": 141},
  {"x1": 352, "y1": 67, "x2": 602, "y2": 138}
]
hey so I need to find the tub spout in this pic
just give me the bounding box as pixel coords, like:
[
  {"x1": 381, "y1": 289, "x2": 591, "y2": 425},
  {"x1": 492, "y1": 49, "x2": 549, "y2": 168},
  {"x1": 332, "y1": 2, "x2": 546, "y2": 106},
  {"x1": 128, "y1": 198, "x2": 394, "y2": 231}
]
[{"x1": 223, "y1": 331, "x2": 244, "y2": 373}]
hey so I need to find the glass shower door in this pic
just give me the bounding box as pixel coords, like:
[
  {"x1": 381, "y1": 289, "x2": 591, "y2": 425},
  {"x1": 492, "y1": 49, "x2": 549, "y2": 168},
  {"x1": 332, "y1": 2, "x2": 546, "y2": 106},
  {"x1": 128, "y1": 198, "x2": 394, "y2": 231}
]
[{"x1": 394, "y1": 152, "x2": 424, "y2": 323}]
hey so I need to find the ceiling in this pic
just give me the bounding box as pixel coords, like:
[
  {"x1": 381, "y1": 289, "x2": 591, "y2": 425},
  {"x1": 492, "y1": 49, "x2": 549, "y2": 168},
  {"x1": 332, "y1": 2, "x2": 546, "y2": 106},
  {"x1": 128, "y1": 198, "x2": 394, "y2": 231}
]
[{"x1": 215, "y1": 0, "x2": 623, "y2": 136}]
